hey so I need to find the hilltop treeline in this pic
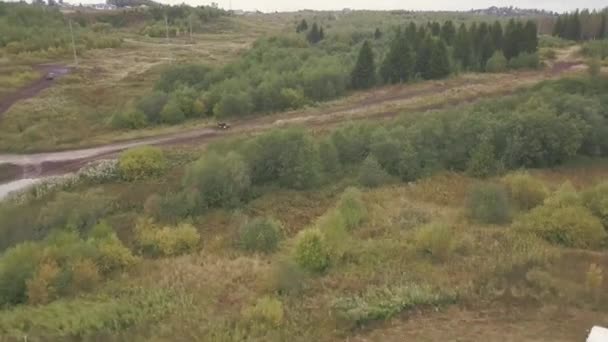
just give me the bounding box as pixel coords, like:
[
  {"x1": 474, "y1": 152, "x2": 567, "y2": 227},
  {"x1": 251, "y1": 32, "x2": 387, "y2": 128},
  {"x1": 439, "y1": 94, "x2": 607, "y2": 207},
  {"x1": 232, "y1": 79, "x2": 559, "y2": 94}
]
[
  {"x1": 119, "y1": 18, "x2": 539, "y2": 129},
  {"x1": 373, "y1": 19, "x2": 538, "y2": 86},
  {"x1": 553, "y1": 9, "x2": 608, "y2": 40},
  {"x1": 0, "y1": 2, "x2": 122, "y2": 55}
]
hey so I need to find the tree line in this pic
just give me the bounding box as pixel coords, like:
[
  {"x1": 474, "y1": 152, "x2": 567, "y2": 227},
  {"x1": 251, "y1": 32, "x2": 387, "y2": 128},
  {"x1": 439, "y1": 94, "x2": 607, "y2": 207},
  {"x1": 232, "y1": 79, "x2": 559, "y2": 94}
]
[
  {"x1": 352, "y1": 19, "x2": 539, "y2": 89},
  {"x1": 553, "y1": 8, "x2": 608, "y2": 41}
]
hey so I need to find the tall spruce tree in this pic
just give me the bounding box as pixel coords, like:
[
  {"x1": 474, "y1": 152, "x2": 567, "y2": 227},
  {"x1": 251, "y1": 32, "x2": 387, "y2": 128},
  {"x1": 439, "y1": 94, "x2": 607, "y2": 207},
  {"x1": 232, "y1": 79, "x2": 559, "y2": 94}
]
[
  {"x1": 479, "y1": 33, "x2": 495, "y2": 68},
  {"x1": 296, "y1": 19, "x2": 308, "y2": 33},
  {"x1": 523, "y1": 20, "x2": 538, "y2": 53},
  {"x1": 351, "y1": 41, "x2": 376, "y2": 89},
  {"x1": 454, "y1": 23, "x2": 472, "y2": 70},
  {"x1": 307, "y1": 23, "x2": 321, "y2": 44},
  {"x1": 428, "y1": 39, "x2": 451, "y2": 79},
  {"x1": 504, "y1": 19, "x2": 519, "y2": 59},
  {"x1": 416, "y1": 36, "x2": 433, "y2": 79},
  {"x1": 490, "y1": 21, "x2": 504, "y2": 52},
  {"x1": 374, "y1": 28, "x2": 382, "y2": 40},
  {"x1": 405, "y1": 22, "x2": 418, "y2": 47},
  {"x1": 599, "y1": 12, "x2": 607, "y2": 39},
  {"x1": 440, "y1": 20, "x2": 456, "y2": 45},
  {"x1": 380, "y1": 31, "x2": 415, "y2": 83}
]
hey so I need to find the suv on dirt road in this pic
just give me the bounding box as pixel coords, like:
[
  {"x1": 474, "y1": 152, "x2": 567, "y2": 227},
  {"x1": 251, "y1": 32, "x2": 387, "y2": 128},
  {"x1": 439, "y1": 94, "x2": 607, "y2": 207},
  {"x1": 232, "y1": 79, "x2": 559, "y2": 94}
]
[{"x1": 45, "y1": 72, "x2": 56, "y2": 80}]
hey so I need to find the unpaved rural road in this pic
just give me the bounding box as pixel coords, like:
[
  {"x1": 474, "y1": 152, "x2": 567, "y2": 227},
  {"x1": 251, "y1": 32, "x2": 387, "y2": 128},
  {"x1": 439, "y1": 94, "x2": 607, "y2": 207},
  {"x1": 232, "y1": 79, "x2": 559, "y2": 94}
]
[
  {"x1": 0, "y1": 65, "x2": 71, "y2": 116},
  {"x1": 0, "y1": 57, "x2": 585, "y2": 197}
]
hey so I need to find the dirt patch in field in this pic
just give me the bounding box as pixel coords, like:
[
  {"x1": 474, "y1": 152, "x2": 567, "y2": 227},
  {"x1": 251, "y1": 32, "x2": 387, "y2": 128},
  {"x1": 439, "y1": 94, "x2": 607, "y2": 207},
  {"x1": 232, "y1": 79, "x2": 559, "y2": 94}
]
[
  {"x1": 0, "y1": 64, "x2": 71, "y2": 117},
  {"x1": 350, "y1": 305, "x2": 606, "y2": 342}
]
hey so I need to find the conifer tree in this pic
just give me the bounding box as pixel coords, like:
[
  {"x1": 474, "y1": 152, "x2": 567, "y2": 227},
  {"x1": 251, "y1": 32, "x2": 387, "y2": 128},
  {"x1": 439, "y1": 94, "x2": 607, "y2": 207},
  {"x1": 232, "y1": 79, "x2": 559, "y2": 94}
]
[
  {"x1": 416, "y1": 36, "x2": 432, "y2": 79},
  {"x1": 454, "y1": 23, "x2": 472, "y2": 70},
  {"x1": 296, "y1": 19, "x2": 308, "y2": 33},
  {"x1": 307, "y1": 23, "x2": 321, "y2": 44},
  {"x1": 440, "y1": 20, "x2": 456, "y2": 45},
  {"x1": 490, "y1": 21, "x2": 504, "y2": 51},
  {"x1": 597, "y1": 10, "x2": 608, "y2": 39},
  {"x1": 479, "y1": 33, "x2": 495, "y2": 68},
  {"x1": 319, "y1": 27, "x2": 325, "y2": 41},
  {"x1": 427, "y1": 39, "x2": 450, "y2": 80},
  {"x1": 351, "y1": 41, "x2": 376, "y2": 89},
  {"x1": 405, "y1": 22, "x2": 418, "y2": 47},
  {"x1": 523, "y1": 20, "x2": 538, "y2": 53},
  {"x1": 374, "y1": 28, "x2": 382, "y2": 40},
  {"x1": 381, "y1": 31, "x2": 415, "y2": 83},
  {"x1": 503, "y1": 19, "x2": 519, "y2": 59}
]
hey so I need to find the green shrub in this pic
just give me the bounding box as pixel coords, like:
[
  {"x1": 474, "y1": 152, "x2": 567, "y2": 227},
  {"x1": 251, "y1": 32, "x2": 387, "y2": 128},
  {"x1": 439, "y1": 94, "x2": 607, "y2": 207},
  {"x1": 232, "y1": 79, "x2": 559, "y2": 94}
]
[
  {"x1": 332, "y1": 284, "x2": 457, "y2": 326},
  {"x1": 319, "y1": 138, "x2": 341, "y2": 175},
  {"x1": 502, "y1": 172, "x2": 548, "y2": 211},
  {"x1": 214, "y1": 91, "x2": 253, "y2": 117},
  {"x1": 414, "y1": 223, "x2": 455, "y2": 262},
  {"x1": 94, "y1": 234, "x2": 140, "y2": 273},
  {"x1": 271, "y1": 260, "x2": 307, "y2": 295},
  {"x1": 508, "y1": 52, "x2": 540, "y2": 70},
  {"x1": 515, "y1": 205, "x2": 606, "y2": 249},
  {"x1": 183, "y1": 152, "x2": 251, "y2": 209},
  {"x1": 239, "y1": 218, "x2": 282, "y2": 253},
  {"x1": 317, "y1": 209, "x2": 349, "y2": 262},
  {"x1": 587, "y1": 58, "x2": 602, "y2": 78},
  {"x1": 38, "y1": 190, "x2": 112, "y2": 234},
  {"x1": 242, "y1": 296, "x2": 284, "y2": 327},
  {"x1": 137, "y1": 91, "x2": 168, "y2": 124},
  {"x1": 0, "y1": 288, "x2": 176, "y2": 338},
  {"x1": 466, "y1": 183, "x2": 512, "y2": 224},
  {"x1": 358, "y1": 155, "x2": 390, "y2": 187},
  {"x1": 135, "y1": 220, "x2": 201, "y2": 257},
  {"x1": 118, "y1": 146, "x2": 167, "y2": 181},
  {"x1": 160, "y1": 97, "x2": 186, "y2": 124},
  {"x1": 110, "y1": 110, "x2": 147, "y2": 130},
  {"x1": 485, "y1": 51, "x2": 508, "y2": 73},
  {"x1": 466, "y1": 137, "x2": 501, "y2": 178},
  {"x1": 293, "y1": 229, "x2": 330, "y2": 273},
  {"x1": 0, "y1": 242, "x2": 43, "y2": 306},
  {"x1": 582, "y1": 182, "x2": 608, "y2": 229},
  {"x1": 245, "y1": 129, "x2": 320, "y2": 190},
  {"x1": 544, "y1": 182, "x2": 582, "y2": 209},
  {"x1": 331, "y1": 123, "x2": 372, "y2": 164},
  {"x1": 336, "y1": 187, "x2": 367, "y2": 230}
]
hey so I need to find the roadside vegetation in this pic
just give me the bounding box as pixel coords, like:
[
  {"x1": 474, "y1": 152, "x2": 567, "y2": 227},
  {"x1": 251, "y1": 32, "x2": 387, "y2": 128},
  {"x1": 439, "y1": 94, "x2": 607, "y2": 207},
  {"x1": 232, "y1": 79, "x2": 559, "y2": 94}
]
[{"x1": 0, "y1": 74, "x2": 607, "y2": 339}]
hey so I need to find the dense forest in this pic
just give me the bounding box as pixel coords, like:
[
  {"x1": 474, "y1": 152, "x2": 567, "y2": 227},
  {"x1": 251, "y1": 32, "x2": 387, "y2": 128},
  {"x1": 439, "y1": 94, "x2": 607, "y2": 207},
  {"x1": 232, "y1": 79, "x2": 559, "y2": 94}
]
[{"x1": 553, "y1": 8, "x2": 608, "y2": 40}]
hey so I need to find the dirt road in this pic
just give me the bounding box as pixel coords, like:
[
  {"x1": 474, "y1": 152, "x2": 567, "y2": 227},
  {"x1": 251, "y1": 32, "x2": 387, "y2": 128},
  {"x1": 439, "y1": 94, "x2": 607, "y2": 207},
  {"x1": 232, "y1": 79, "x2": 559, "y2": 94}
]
[
  {"x1": 0, "y1": 64, "x2": 71, "y2": 117},
  {"x1": 0, "y1": 56, "x2": 584, "y2": 186}
]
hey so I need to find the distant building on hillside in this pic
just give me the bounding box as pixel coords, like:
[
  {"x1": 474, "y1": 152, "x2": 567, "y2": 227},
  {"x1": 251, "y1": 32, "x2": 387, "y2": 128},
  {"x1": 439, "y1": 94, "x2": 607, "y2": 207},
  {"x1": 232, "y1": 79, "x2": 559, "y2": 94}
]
[{"x1": 87, "y1": 3, "x2": 117, "y2": 10}]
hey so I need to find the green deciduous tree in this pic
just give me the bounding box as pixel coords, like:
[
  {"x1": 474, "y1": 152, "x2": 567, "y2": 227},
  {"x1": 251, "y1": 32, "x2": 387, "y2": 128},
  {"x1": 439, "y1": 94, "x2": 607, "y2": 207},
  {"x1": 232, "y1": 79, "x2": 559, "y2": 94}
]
[{"x1": 427, "y1": 39, "x2": 451, "y2": 80}]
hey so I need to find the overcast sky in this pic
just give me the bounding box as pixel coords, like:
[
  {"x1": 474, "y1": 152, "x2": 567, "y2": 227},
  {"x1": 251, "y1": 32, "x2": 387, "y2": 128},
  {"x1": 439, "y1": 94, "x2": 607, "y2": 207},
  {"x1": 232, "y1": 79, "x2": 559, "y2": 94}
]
[{"x1": 158, "y1": 0, "x2": 606, "y2": 13}]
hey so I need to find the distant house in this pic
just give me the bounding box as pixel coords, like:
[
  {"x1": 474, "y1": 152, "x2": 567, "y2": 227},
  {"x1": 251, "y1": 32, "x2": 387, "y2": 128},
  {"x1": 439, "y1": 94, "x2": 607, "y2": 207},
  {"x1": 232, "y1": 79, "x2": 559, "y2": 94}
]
[{"x1": 88, "y1": 3, "x2": 117, "y2": 10}]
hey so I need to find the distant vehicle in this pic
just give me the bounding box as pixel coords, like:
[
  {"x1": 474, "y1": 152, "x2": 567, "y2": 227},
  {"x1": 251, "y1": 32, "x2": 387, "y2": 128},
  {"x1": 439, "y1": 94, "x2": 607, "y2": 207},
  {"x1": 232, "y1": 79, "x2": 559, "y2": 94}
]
[
  {"x1": 45, "y1": 72, "x2": 56, "y2": 81},
  {"x1": 217, "y1": 122, "x2": 231, "y2": 130},
  {"x1": 588, "y1": 326, "x2": 608, "y2": 342}
]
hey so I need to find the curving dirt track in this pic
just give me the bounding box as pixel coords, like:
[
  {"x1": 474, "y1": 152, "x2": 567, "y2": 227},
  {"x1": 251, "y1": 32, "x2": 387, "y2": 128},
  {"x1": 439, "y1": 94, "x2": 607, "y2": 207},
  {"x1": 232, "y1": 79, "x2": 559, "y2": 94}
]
[
  {"x1": 0, "y1": 64, "x2": 71, "y2": 117},
  {"x1": 0, "y1": 57, "x2": 585, "y2": 186}
]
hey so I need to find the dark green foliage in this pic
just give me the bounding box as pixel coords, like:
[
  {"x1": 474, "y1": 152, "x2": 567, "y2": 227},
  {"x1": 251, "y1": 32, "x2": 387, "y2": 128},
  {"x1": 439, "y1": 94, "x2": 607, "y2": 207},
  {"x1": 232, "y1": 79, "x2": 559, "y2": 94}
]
[
  {"x1": 485, "y1": 51, "x2": 508, "y2": 73},
  {"x1": 454, "y1": 24, "x2": 472, "y2": 69},
  {"x1": 245, "y1": 129, "x2": 320, "y2": 190},
  {"x1": 374, "y1": 28, "x2": 382, "y2": 40},
  {"x1": 381, "y1": 31, "x2": 415, "y2": 84},
  {"x1": 156, "y1": 64, "x2": 211, "y2": 93},
  {"x1": 466, "y1": 136, "x2": 501, "y2": 178},
  {"x1": 183, "y1": 152, "x2": 251, "y2": 209},
  {"x1": 307, "y1": 23, "x2": 323, "y2": 44},
  {"x1": 358, "y1": 156, "x2": 390, "y2": 188},
  {"x1": 427, "y1": 39, "x2": 451, "y2": 80},
  {"x1": 508, "y1": 52, "x2": 540, "y2": 70},
  {"x1": 214, "y1": 91, "x2": 253, "y2": 117},
  {"x1": 239, "y1": 218, "x2": 282, "y2": 253},
  {"x1": 351, "y1": 41, "x2": 376, "y2": 89},
  {"x1": 331, "y1": 123, "x2": 372, "y2": 164},
  {"x1": 160, "y1": 97, "x2": 186, "y2": 124},
  {"x1": 319, "y1": 139, "x2": 341, "y2": 175},
  {"x1": 296, "y1": 19, "x2": 308, "y2": 33},
  {"x1": 0, "y1": 243, "x2": 42, "y2": 306},
  {"x1": 415, "y1": 37, "x2": 432, "y2": 78},
  {"x1": 440, "y1": 20, "x2": 456, "y2": 45},
  {"x1": 137, "y1": 91, "x2": 169, "y2": 124},
  {"x1": 467, "y1": 183, "x2": 512, "y2": 225},
  {"x1": 490, "y1": 21, "x2": 504, "y2": 51}
]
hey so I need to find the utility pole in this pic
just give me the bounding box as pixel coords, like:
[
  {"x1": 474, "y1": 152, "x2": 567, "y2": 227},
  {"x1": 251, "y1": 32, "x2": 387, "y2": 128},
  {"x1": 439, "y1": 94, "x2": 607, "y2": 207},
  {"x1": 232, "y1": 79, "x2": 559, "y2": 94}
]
[
  {"x1": 69, "y1": 19, "x2": 78, "y2": 66},
  {"x1": 164, "y1": 15, "x2": 173, "y2": 63}
]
